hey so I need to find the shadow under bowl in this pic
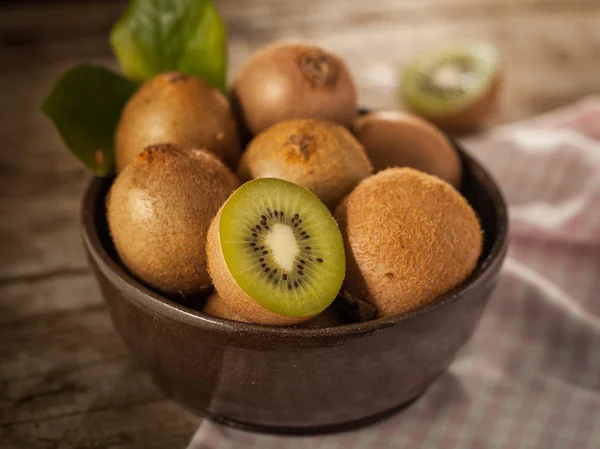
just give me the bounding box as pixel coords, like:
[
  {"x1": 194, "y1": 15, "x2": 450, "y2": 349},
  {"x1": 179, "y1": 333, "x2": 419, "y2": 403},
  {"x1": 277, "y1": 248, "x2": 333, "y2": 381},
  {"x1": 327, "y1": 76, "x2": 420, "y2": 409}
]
[{"x1": 81, "y1": 143, "x2": 508, "y2": 435}]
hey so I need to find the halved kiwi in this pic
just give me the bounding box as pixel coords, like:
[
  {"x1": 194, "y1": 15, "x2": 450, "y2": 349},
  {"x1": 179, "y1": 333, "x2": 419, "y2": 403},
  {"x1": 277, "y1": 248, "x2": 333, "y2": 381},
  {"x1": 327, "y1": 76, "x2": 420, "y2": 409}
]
[
  {"x1": 400, "y1": 42, "x2": 501, "y2": 131},
  {"x1": 206, "y1": 178, "x2": 346, "y2": 325}
]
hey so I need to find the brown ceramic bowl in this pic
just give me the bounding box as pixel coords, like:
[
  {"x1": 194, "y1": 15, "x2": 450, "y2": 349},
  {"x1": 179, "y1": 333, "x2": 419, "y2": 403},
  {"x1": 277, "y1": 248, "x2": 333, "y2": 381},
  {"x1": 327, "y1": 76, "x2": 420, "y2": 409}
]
[{"x1": 81, "y1": 142, "x2": 508, "y2": 434}]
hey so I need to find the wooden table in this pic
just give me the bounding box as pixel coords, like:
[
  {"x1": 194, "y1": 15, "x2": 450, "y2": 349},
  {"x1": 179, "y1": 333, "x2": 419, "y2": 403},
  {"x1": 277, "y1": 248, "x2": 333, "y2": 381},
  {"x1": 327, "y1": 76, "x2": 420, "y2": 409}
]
[{"x1": 1, "y1": 0, "x2": 599, "y2": 447}]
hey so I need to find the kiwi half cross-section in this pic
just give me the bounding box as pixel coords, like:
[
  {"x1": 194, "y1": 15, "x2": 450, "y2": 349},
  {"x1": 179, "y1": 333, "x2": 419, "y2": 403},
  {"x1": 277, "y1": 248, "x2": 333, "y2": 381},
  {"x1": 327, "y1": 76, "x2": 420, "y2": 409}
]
[
  {"x1": 207, "y1": 178, "x2": 346, "y2": 325},
  {"x1": 401, "y1": 42, "x2": 501, "y2": 131}
]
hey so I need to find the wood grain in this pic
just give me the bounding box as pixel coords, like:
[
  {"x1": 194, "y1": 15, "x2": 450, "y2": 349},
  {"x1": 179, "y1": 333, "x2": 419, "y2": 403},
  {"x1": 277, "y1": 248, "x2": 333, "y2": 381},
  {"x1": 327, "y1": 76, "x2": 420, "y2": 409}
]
[{"x1": 1, "y1": 0, "x2": 599, "y2": 447}]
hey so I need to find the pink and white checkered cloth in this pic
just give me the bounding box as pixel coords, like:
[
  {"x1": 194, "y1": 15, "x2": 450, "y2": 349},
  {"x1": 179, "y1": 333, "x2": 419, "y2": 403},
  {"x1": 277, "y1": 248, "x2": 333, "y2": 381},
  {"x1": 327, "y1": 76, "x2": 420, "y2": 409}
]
[{"x1": 188, "y1": 98, "x2": 600, "y2": 449}]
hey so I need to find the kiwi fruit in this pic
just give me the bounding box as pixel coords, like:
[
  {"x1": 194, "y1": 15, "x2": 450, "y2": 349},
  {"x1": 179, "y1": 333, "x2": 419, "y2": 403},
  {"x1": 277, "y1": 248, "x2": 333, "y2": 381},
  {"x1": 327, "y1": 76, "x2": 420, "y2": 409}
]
[
  {"x1": 334, "y1": 168, "x2": 482, "y2": 318},
  {"x1": 230, "y1": 42, "x2": 357, "y2": 135},
  {"x1": 400, "y1": 42, "x2": 502, "y2": 132},
  {"x1": 238, "y1": 119, "x2": 372, "y2": 208},
  {"x1": 115, "y1": 72, "x2": 240, "y2": 172},
  {"x1": 203, "y1": 292, "x2": 250, "y2": 323},
  {"x1": 107, "y1": 143, "x2": 240, "y2": 296},
  {"x1": 206, "y1": 178, "x2": 346, "y2": 326},
  {"x1": 203, "y1": 291, "x2": 346, "y2": 328},
  {"x1": 352, "y1": 111, "x2": 462, "y2": 187}
]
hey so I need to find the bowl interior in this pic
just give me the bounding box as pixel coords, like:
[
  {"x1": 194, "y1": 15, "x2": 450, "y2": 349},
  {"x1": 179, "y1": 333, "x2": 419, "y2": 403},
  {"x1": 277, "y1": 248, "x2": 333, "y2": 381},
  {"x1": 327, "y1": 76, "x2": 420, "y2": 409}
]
[{"x1": 85, "y1": 143, "x2": 507, "y2": 337}]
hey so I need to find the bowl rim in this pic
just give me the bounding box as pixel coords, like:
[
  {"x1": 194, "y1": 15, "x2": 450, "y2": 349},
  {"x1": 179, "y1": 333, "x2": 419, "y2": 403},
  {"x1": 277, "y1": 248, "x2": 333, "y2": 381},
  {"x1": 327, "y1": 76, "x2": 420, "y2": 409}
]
[{"x1": 81, "y1": 145, "x2": 508, "y2": 341}]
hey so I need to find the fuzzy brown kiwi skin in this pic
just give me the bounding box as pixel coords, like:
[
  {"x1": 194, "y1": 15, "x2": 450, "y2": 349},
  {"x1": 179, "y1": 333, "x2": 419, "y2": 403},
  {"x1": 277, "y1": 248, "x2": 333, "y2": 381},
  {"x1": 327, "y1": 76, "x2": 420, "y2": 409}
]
[
  {"x1": 334, "y1": 168, "x2": 483, "y2": 318},
  {"x1": 203, "y1": 291, "x2": 345, "y2": 328},
  {"x1": 238, "y1": 119, "x2": 373, "y2": 209},
  {"x1": 230, "y1": 42, "x2": 357, "y2": 135},
  {"x1": 115, "y1": 72, "x2": 241, "y2": 173},
  {"x1": 203, "y1": 292, "x2": 250, "y2": 322},
  {"x1": 206, "y1": 207, "x2": 314, "y2": 326},
  {"x1": 420, "y1": 75, "x2": 502, "y2": 133},
  {"x1": 352, "y1": 111, "x2": 462, "y2": 187},
  {"x1": 107, "y1": 143, "x2": 240, "y2": 296}
]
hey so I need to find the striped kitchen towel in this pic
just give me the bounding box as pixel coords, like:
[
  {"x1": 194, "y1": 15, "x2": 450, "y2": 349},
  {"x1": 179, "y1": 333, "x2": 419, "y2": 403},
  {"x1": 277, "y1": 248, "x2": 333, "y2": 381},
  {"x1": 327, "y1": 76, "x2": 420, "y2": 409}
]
[{"x1": 188, "y1": 97, "x2": 600, "y2": 449}]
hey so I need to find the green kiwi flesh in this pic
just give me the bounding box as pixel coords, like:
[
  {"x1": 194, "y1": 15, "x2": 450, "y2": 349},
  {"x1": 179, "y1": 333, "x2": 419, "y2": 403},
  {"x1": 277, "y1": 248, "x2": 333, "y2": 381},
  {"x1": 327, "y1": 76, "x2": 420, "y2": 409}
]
[
  {"x1": 207, "y1": 178, "x2": 346, "y2": 323},
  {"x1": 401, "y1": 42, "x2": 501, "y2": 130}
]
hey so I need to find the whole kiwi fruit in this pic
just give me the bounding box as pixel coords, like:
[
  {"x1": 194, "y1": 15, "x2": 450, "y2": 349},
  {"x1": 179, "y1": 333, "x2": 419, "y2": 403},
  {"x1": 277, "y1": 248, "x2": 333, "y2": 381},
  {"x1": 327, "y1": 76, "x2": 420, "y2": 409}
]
[
  {"x1": 230, "y1": 42, "x2": 357, "y2": 135},
  {"x1": 335, "y1": 168, "x2": 482, "y2": 317},
  {"x1": 352, "y1": 111, "x2": 462, "y2": 187},
  {"x1": 238, "y1": 119, "x2": 372, "y2": 208},
  {"x1": 115, "y1": 72, "x2": 240, "y2": 172},
  {"x1": 107, "y1": 143, "x2": 240, "y2": 296}
]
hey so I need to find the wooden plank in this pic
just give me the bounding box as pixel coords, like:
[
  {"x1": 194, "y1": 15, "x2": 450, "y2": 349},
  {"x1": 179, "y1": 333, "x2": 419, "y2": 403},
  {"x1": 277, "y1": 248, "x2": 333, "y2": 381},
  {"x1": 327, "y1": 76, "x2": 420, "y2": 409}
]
[
  {"x1": 0, "y1": 358, "x2": 160, "y2": 425},
  {"x1": 0, "y1": 307, "x2": 126, "y2": 381},
  {"x1": 0, "y1": 401, "x2": 198, "y2": 449}
]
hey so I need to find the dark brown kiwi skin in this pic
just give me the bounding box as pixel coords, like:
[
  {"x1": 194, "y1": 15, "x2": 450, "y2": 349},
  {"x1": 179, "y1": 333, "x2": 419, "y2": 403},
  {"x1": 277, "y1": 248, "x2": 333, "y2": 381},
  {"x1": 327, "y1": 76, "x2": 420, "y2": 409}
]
[
  {"x1": 115, "y1": 72, "x2": 241, "y2": 173},
  {"x1": 352, "y1": 111, "x2": 462, "y2": 187},
  {"x1": 107, "y1": 144, "x2": 240, "y2": 297},
  {"x1": 230, "y1": 42, "x2": 358, "y2": 135},
  {"x1": 417, "y1": 75, "x2": 503, "y2": 133}
]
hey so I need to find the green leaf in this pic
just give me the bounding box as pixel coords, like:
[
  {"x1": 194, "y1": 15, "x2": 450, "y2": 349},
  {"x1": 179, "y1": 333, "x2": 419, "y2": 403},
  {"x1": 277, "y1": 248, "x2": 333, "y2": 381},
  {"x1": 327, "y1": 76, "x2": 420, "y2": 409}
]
[
  {"x1": 42, "y1": 64, "x2": 139, "y2": 176},
  {"x1": 110, "y1": 0, "x2": 227, "y2": 91}
]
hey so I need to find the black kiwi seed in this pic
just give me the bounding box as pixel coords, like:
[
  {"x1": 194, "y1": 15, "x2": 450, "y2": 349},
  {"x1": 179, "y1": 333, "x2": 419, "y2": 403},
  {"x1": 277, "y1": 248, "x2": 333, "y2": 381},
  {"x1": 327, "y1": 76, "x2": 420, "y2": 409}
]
[
  {"x1": 261, "y1": 263, "x2": 266, "y2": 267},
  {"x1": 294, "y1": 281, "x2": 299, "y2": 288},
  {"x1": 294, "y1": 213, "x2": 299, "y2": 219},
  {"x1": 249, "y1": 243, "x2": 256, "y2": 246},
  {"x1": 265, "y1": 268, "x2": 270, "y2": 273},
  {"x1": 283, "y1": 273, "x2": 288, "y2": 280},
  {"x1": 300, "y1": 259, "x2": 306, "y2": 264},
  {"x1": 299, "y1": 271, "x2": 304, "y2": 276},
  {"x1": 261, "y1": 215, "x2": 266, "y2": 220},
  {"x1": 252, "y1": 233, "x2": 257, "y2": 237},
  {"x1": 259, "y1": 257, "x2": 264, "y2": 262},
  {"x1": 317, "y1": 258, "x2": 324, "y2": 263},
  {"x1": 305, "y1": 246, "x2": 311, "y2": 250},
  {"x1": 262, "y1": 250, "x2": 268, "y2": 255},
  {"x1": 300, "y1": 231, "x2": 306, "y2": 235}
]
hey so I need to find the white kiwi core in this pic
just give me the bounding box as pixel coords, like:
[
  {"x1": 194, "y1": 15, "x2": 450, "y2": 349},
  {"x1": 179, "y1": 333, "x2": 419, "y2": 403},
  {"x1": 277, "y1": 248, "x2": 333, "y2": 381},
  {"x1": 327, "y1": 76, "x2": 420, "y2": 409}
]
[{"x1": 265, "y1": 223, "x2": 299, "y2": 271}]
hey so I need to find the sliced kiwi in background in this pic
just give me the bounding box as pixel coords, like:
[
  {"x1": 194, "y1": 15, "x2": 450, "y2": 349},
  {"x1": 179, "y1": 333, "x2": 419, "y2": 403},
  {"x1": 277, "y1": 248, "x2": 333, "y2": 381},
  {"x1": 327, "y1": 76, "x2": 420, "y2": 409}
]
[
  {"x1": 207, "y1": 178, "x2": 346, "y2": 325},
  {"x1": 400, "y1": 42, "x2": 501, "y2": 132}
]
